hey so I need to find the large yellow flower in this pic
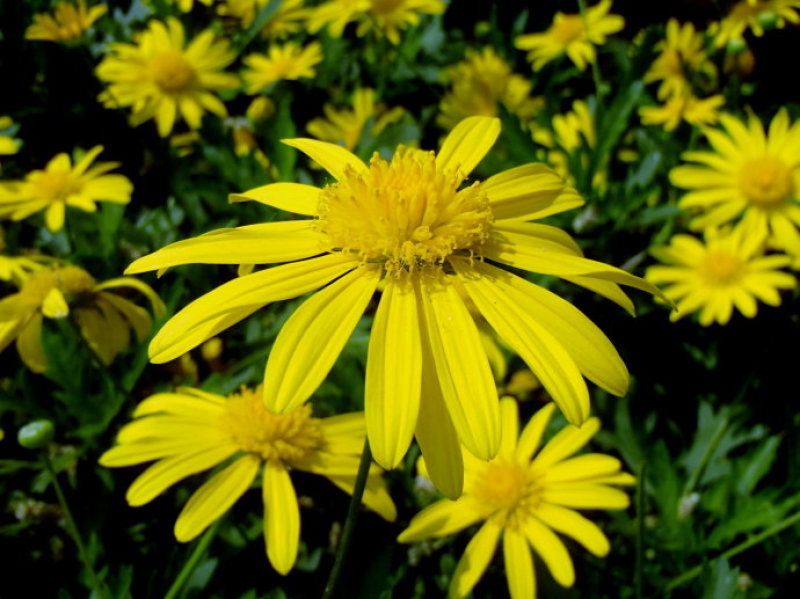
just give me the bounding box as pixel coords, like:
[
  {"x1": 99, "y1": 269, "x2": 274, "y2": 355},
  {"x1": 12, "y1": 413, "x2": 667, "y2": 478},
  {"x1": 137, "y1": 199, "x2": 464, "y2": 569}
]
[
  {"x1": 671, "y1": 110, "x2": 800, "y2": 256},
  {"x1": 0, "y1": 263, "x2": 164, "y2": 373},
  {"x1": 0, "y1": 146, "x2": 132, "y2": 232},
  {"x1": 646, "y1": 227, "x2": 796, "y2": 325},
  {"x1": 125, "y1": 116, "x2": 659, "y2": 498},
  {"x1": 399, "y1": 398, "x2": 634, "y2": 599},
  {"x1": 100, "y1": 385, "x2": 396, "y2": 574},
  {"x1": 242, "y1": 41, "x2": 322, "y2": 93},
  {"x1": 515, "y1": 0, "x2": 624, "y2": 71},
  {"x1": 25, "y1": 0, "x2": 107, "y2": 44},
  {"x1": 712, "y1": 0, "x2": 800, "y2": 47},
  {"x1": 96, "y1": 18, "x2": 239, "y2": 137}
]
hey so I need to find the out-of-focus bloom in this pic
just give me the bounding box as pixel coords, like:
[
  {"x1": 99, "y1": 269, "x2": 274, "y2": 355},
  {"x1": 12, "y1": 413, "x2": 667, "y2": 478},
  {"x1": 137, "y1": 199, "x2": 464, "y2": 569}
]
[
  {"x1": 671, "y1": 110, "x2": 800, "y2": 256},
  {"x1": 399, "y1": 398, "x2": 635, "y2": 599},
  {"x1": 228, "y1": 117, "x2": 271, "y2": 168},
  {"x1": 218, "y1": 0, "x2": 309, "y2": 38},
  {"x1": 712, "y1": 0, "x2": 800, "y2": 47},
  {"x1": 646, "y1": 227, "x2": 796, "y2": 325},
  {"x1": 307, "y1": 88, "x2": 405, "y2": 151},
  {"x1": 243, "y1": 42, "x2": 322, "y2": 93},
  {"x1": 0, "y1": 146, "x2": 132, "y2": 232},
  {"x1": 166, "y1": 0, "x2": 214, "y2": 13},
  {"x1": 533, "y1": 100, "x2": 599, "y2": 186},
  {"x1": 0, "y1": 117, "x2": 21, "y2": 157},
  {"x1": 644, "y1": 19, "x2": 717, "y2": 100},
  {"x1": 96, "y1": 18, "x2": 239, "y2": 137},
  {"x1": 438, "y1": 47, "x2": 542, "y2": 130},
  {"x1": 515, "y1": 0, "x2": 624, "y2": 71},
  {"x1": 308, "y1": 0, "x2": 445, "y2": 45},
  {"x1": 100, "y1": 385, "x2": 396, "y2": 574},
  {"x1": 0, "y1": 230, "x2": 50, "y2": 284},
  {"x1": 639, "y1": 94, "x2": 725, "y2": 131},
  {"x1": 0, "y1": 264, "x2": 164, "y2": 372},
  {"x1": 25, "y1": 0, "x2": 106, "y2": 44},
  {"x1": 125, "y1": 116, "x2": 661, "y2": 497}
]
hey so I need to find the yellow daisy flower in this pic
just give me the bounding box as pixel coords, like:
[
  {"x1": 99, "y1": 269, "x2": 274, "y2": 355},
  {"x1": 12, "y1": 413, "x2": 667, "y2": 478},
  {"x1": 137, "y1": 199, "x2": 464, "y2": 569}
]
[
  {"x1": 712, "y1": 0, "x2": 800, "y2": 47},
  {"x1": 532, "y1": 100, "x2": 600, "y2": 186},
  {"x1": 438, "y1": 47, "x2": 541, "y2": 130},
  {"x1": 0, "y1": 146, "x2": 132, "y2": 232},
  {"x1": 515, "y1": 0, "x2": 624, "y2": 71},
  {"x1": 125, "y1": 116, "x2": 660, "y2": 497},
  {"x1": 25, "y1": 0, "x2": 106, "y2": 44},
  {"x1": 0, "y1": 116, "x2": 21, "y2": 157},
  {"x1": 670, "y1": 110, "x2": 800, "y2": 256},
  {"x1": 644, "y1": 19, "x2": 717, "y2": 101},
  {"x1": 217, "y1": 0, "x2": 309, "y2": 38},
  {"x1": 398, "y1": 398, "x2": 635, "y2": 599},
  {"x1": 99, "y1": 385, "x2": 396, "y2": 574},
  {"x1": 167, "y1": 0, "x2": 214, "y2": 13},
  {"x1": 0, "y1": 263, "x2": 164, "y2": 373},
  {"x1": 646, "y1": 227, "x2": 796, "y2": 325},
  {"x1": 639, "y1": 93, "x2": 725, "y2": 131},
  {"x1": 96, "y1": 18, "x2": 239, "y2": 137},
  {"x1": 242, "y1": 41, "x2": 322, "y2": 94},
  {"x1": 307, "y1": 88, "x2": 405, "y2": 151},
  {"x1": 0, "y1": 230, "x2": 50, "y2": 284}
]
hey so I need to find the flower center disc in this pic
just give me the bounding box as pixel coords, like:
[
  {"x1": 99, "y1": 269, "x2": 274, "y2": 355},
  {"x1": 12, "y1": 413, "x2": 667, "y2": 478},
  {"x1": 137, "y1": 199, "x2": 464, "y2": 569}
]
[
  {"x1": 151, "y1": 51, "x2": 196, "y2": 94},
  {"x1": 739, "y1": 156, "x2": 794, "y2": 207},
  {"x1": 316, "y1": 147, "x2": 493, "y2": 275},
  {"x1": 552, "y1": 15, "x2": 585, "y2": 45},
  {"x1": 34, "y1": 171, "x2": 80, "y2": 203},
  {"x1": 700, "y1": 251, "x2": 744, "y2": 286}
]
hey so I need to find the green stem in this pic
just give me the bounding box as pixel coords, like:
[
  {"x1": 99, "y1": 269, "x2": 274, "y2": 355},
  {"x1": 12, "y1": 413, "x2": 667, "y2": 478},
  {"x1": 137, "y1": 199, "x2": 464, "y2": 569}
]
[
  {"x1": 322, "y1": 438, "x2": 373, "y2": 599},
  {"x1": 43, "y1": 453, "x2": 109, "y2": 599},
  {"x1": 665, "y1": 510, "x2": 800, "y2": 591},
  {"x1": 163, "y1": 520, "x2": 220, "y2": 599},
  {"x1": 635, "y1": 461, "x2": 646, "y2": 599},
  {"x1": 576, "y1": 0, "x2": 606, "y2": 107},
  {"x1": 683, "y1": 417, "x2": 728, "y2": 497}
]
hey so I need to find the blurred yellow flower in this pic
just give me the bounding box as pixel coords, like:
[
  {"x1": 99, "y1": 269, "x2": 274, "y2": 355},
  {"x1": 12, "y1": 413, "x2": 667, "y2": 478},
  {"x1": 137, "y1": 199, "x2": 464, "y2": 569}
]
[
  {"x1": 438, "y1": 47, "x2": 541, "y2": 130},
  {"x1": 306, "y1": 88, "x2": 404, "y2": 151},
  {"x1": 646, "y1": 227, "x2": 796, "y2": 325},
  {"x1": 533, "y1": 100, "x2": 598, "y2": 185},
  {"x1": 0, "y1": 116, "x2": 21, "y2": 157},
  {"x1": 0, "y1": 263, "x2": 164, "y2": 372},
  {"x1": 515, "y1": 0, "x2": 624, "y2": 71},
  {"x1": 639, "y1": 94, "x2": 725, "y2": 131},
  {"x1": 0, "y1": 230, "x2": 50, "y2": 284},
  {"x1": 96, "y1": 18, "x2": 239, "y2": 137},
  {"x1": 0, "y1": 146, "x2": 132, "y2": 232},
  {"x1": 217, "y1": 0, "x2": 309, "y2": 38},
  {"x1": 644, "y1": 19, "x2": 716, "y2": 100},
  {"x1": 100, "y1": 385, "x2": 396, "y2": 574},
  {"x1": 167, "y1": 0, "x2": 214, "y2": 13},
  {"x1": 399, "y1": 398, "x2": 635, "y2": 599},
  {"x1": 242, "y1": 41, "x2": 322, "y2": 93},
  {"x1": 671, "y1": 110, "x2": 800, "y2": 257},
  {"x1": 308, "y1": 0, "x2": 445, "y2": 44},
  {"x1": 25, "y1": 0, "x2": 106, "y2": 44},
  {"x1": 712, "y1": 0, "x2": 800, "y2": 47},
  {"x1": 125, "y1": 116, "x2": 660, "y2": 497}
]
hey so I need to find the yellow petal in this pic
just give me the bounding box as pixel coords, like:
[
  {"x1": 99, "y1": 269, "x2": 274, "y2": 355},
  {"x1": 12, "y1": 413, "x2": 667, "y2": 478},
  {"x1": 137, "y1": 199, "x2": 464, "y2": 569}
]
[
  {"x1": 16, "y1": 312, "x2": 46, "y2": 373},
  {"x1": 449, "y1": 521, "x2": 501, "y2": 599},
  {"x1": 230, "y1": 182, "x2": 320, "y2": 216},
  {"x1": 98, "y1": 293, "x2": 152, "y2": 341},
  {"x1": 560, "y1": 275, "x2": 636, "y2": 315},
  {"x1": 521, "y1": 516, "x2": 575, "y2": 587},
  {"x1": 397, "y1": 499, "x2": 481, "y2": 543},
  {"x1": 281, "y1": 138, "x2": 367, "y2": 181},
  {"x1": 483, "y1": 163, "x2": 584, "y2": 220},
  {"x1": 497, "y1": 397, "x2": 520, "y2": 458},
  {"x1": 133, "y1": 391, "x2": 225, "y2": 420},
  {"x1": 263, "y1": 461, "x2": 300, "y2": 575},
  {"x1": 45, "y1": 201, "x2": 65, "y2": 232},
  {"x1": 366, "y1": 277, "x2": 422, "y2": 469},
  {"x1": 95, "y1": 277, "x2": 166, "y2": 318},
  {"x1": 492, "y1": 221, "x2": 582, "y2": 255},
  {"x1": 546, "y1": 454, "x2": 623, "y2": 484},
  {"x1": 534, "y1": 503, "x2": 610, "y2": 557},
  {"x1": 516, "y1": 403, "x2": 556, "y2": 462},
  {"x1": 541, "y1": 484, "x2": 630, "y2": 509},
  {"x1": 436, "y1": 116, "x2": 500, "y2": 179},
  {"x1": 263, "y1": 266, "x2": 381, "y2": 413},
  {"x1": 99, "y1": 438, "x2": 216, "y2": 467},
  {"x1": 503, "y1": 528, "x2": 535, "y2": 599},
  {"x1": 324, "y1": 472, "x2": 398, "y2": 522},
  {"x1": 532, "y1": 418, "x2": 601, "y2": 470},
  {"x1": 42, "y1": 287, "x2": 69, "y2": 318}
]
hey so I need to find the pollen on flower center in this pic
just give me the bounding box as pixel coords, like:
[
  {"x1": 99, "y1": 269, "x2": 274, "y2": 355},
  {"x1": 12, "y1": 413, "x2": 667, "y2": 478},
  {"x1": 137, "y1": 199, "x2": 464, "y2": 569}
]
[
  {"x1": 738, "y1": 156, "x2": 794, "y2": 206},
  {"x1": 552, "y1": 16, "x2": 585, "y2": 44},
  {"x1": 699, "y1": 251, "x2": 744, "y2": 286},
  {"x1": 471, "y1": 461, "x2": 540, "y2": 526},
  {"x1": 315, "y1": 147, "x2": 493, "y2": 274},
  {"x1": 218, "y1": 388, "x2": 324, "y2": 462},
  {"x1": 151, "y1": 51, "x2": 196, "y2": 93}
]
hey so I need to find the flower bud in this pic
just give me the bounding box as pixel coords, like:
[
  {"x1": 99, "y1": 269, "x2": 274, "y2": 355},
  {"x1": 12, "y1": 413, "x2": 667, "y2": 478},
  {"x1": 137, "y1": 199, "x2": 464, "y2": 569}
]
[{"x1": 17, "y1": 419, "x2": 54, "y2": 449}]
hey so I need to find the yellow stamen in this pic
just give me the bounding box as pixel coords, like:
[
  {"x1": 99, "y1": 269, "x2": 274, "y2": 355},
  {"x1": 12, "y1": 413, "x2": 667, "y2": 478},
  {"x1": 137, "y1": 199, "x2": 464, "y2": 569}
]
[
  {"x1": 151, "y1": 51, "x2": 196, "y2": 93},
  {"x1": 552, "y1": 15, "x2": 585, "y2": 45},
  {"x1": 32, "y1": 170, "x2": 80, "y2": 203},
  {"x1": 699, "y1": 251, "x2": 744, "y2": 286},
  {"x1": 470, "y1": 460, "x2": 541, "y2": 528},
  {"x1": 738, "y1": 156, "x2": 794, "y2": 207}
]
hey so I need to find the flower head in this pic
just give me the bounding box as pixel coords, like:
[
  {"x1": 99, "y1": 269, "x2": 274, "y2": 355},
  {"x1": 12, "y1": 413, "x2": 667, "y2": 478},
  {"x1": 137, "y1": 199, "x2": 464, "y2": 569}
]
[
  {"x1": 96, "y1": 18, "x2": 239, "y2": 137},
  {"x1": 640, "y1": 94, "x2": 725, "y2": 131},
  {"x1": 0, "y1": 116, "x2": 21, "y2": 157},
  {"x1": 533, "y1": 100, "x2": 598, "y2": 186},
  {"x1": 671, "y1": 110, "x2": 800, "y2": 257},
  {"x1": 0, "y1": 146, "x2": 132, "y2": 232},
  {"x1": 125, "y1": 116, "x2": 660, "y2": 497},
  {"x1": 0, "y1": 263, "x2": 164, "y2": 372},
  {"x1": 515, "y1": 0, "x2": 624, "y2": 71},
  {"x1": 100, "y1": 385, "x2": 396, "y2": 574},
  {"x1": 217, "y1": 0, "x2": 309, "y2": 38},
  {"x1": 646, "y1": 227, "x2": 795, "y2": 325},
  {"x1": 712, "y1": 0, "x2": 800, "y2": 47},
  {"x1": 242, "y1": 41, "x2": 322, "y2": 93},
  {"x1": 25, "y1": 0, "x2": 106, "y2": 44},
  {"x1": 398, "y1": 398, "x2": 635, "y2": 599}
]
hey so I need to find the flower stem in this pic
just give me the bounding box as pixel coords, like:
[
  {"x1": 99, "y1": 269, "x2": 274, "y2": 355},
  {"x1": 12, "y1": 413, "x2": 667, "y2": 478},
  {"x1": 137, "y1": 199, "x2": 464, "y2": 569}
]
[
  {"x1": 322, "y1": 437, "x2": 373, "y2": 599},
  {"x1": 43, "y1": 452, "x2": 109, "y2": 599},
  {"x1": 665, "y1": 510, "x2": 800, "y2": 591},
  {"x1": 163, "y1": 520, "x2": 220, "y2": 599},
  {"x1": 577, "y1": 0, "x2": 606, "y2": 106}
]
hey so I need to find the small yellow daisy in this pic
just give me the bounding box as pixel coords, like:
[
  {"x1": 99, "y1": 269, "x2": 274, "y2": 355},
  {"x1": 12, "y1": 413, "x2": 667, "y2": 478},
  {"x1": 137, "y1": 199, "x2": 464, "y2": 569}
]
[
  {"x1": 712, "y1": 0, "x2": 800, "y2": 47},
  {"x1": 515, "y1": 0, "x2": 624, "y2": 71},
  {"x1": 0, "y1": 146, "x2": 132, "y2": 232},
  {"x1": 96, "y1": 18, "x2": 239, "y2": 137},
  {"x1": 646, "y1": 226, "x2": 796, "y2": 325},
  {"x1": 217, "y1": 0, "x2": 309, "y2": 38},
  {"x1": 639, "y1": 94, "x2": 725, "y2": 131},
  {"x1": 670, "y1": 109, "x2": 800, "y2": 256},
  {"x1": 100, "y1": 385, "x2": 396, "y2": 574},
  {"x1": 0, "y1": 116, "x2": 21, "y2": 157},
  {"x1": 532, "y1": 100, "x2": 598, "y2": 186},
  {"x1": 25, "y1": 0, "x2": 106, "y2": 44},
  {"x1": 242, "y1": 41, "x2": 322, "y2": 94},
  {"x1": 399, "y1": 398, "x2": 635, "y2": 599}
]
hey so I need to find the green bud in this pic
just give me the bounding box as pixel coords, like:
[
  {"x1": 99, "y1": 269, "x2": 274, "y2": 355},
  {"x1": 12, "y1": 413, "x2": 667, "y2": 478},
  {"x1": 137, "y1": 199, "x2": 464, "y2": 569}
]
[
  {"x1": 756, "y1": 11, "x2": 778, "y2": 30},
  {"x1": 726, "y1": 38, "x2": 747, "y2": 56},
  {"x1": 17, "y1": 420, "x2": 54, "y2": 449},
  {"x1": 474, "y1": 21, "x2": 491, "y2": 37}
]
